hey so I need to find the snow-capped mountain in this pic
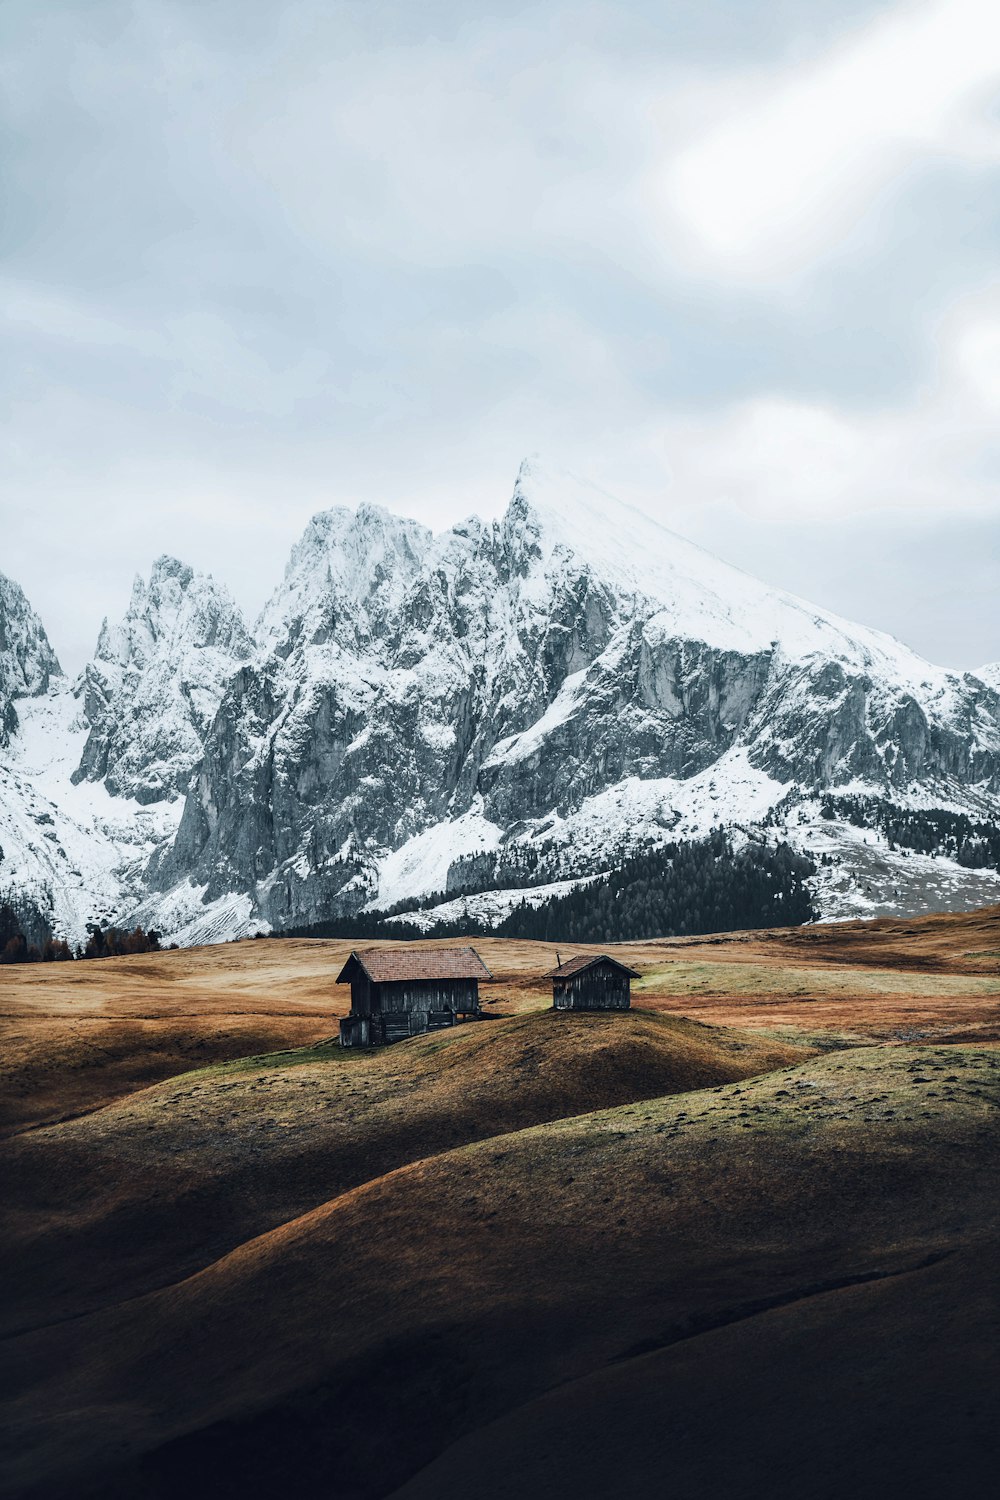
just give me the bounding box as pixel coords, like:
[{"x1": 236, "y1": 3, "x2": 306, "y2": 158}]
[
  {"x1": 0, "y1": 571, "x2": 61, "y2": 745},
  {"x1": 74, "y1": 556, "x2": 253, "y2": 802},
  {"x1": 0, "y1": 558, "x2": 249, "y2": 941},
  {"x1": 0, "y1": 685, "x2": 180, "y2": 944},
  {"x1": 2, "y1": 461, "x2": 999, "y2": 945},
  {"x1": 149, "y1": 461, "x2": 1000, "y2": 938}
]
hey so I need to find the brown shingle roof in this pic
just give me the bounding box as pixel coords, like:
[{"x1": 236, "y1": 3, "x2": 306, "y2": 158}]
[
  {"x1": 337, "y1": 946, "x2": 493, "y2": 984},
  {"x1": 547, "y1": 953, "x2": 641, "y2": 980}
]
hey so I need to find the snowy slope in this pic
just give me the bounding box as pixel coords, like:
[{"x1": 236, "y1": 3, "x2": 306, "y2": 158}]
[
  {"x1": 1, "y1": 461, "x2": 998, "y2": 943},
  {"x1": 372, "y1": 741, "x2": 1000, "y2": 934},
  {"x1": 511, "y1": 459, "x2": 967, "y2": 698},
  {"x1": 151, "y1": 460, "x2": 1000, "y2": 937},
  {"x1": 383, "y1": 874, "x2": 604, "y2": 934},
  {"x1": 0, "y1": 686, "x2": 180, "y2": 945}
]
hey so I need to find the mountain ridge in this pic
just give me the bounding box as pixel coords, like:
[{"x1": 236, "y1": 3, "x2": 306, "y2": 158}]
[{"x1": 1, "y1": 461, "x2": 998, "y2": 944}]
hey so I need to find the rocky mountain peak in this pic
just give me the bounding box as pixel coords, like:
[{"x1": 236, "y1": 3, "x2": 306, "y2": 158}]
[
  {"x1": 94, "y1": 555, "x2": 247, "y2": 671},
  {"x1": 499, "y1": 458, "x2": 760, "y2": 642},
  {"x1": 73, "y1": 558, "x2": 253, "y2": 803},
  {"x1": 501, "y1": 463, "x2": 970, "y2": 698},
  {"x1": 258, "y1": 503, "x2": 433, "y2": 657},
  {"x1": 0, "y1": 570, "x2": 62, "y2": 746},
  {"x1": 2, "y1": 465, "x2": 999, "y2": 947},
  {"x1": 148, "y1": 460, "x2": 1000, "y2": 939}
]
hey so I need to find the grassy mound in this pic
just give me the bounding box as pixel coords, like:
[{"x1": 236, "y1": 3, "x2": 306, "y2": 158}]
[
  {"x1": 0, "y1": 1015, "x2": 336, "y2": 1136},
  {"x1": 2, "y1": 1008, "x2": 806, "y2": 1335}
]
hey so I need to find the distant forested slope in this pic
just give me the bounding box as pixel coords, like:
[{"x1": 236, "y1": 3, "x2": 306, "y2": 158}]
[{"x1": 282, "y1": 833, "x2": 818, "y2": 943}]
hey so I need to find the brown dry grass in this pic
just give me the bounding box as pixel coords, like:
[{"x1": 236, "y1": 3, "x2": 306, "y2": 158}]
[
  {"x1": 1, "y1": 906, "x2": 999, "y2": 1500},
  {"x1": 2, "y1": 1008, "x2": 806, "y2": 1336},
  {"x1": 2, "y1": 904, "x2": 997, "y2": 1132},
  {"x1": 3, "y1": 1045, "x2": 998, "y2": 1500},
  {"x1": 390, "y1": 1250, "x2": 1000, "y2": 1500}
]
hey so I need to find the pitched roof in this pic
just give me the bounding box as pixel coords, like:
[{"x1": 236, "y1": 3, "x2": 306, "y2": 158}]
[
  {"x1": 546, "y1": 953, "x2": 641, "y2": 980},
  {"x1": 336, "y1": 946, "x2": 493, "y2": 984}
]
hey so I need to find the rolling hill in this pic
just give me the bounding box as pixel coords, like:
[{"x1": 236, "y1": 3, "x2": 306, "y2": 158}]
[{"x1": 1, "y1": 910, "x2": 999, "y2": 1499}]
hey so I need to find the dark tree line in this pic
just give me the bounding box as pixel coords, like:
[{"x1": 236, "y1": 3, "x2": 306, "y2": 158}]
[
  {"x1": 489, "y1": 833, "x2": 817, "y2": 942},
  {"x1": 317, "y1": 836, "x2": 606, "y2": 921},
  {"x1": 283, "y1": 832, "x2": 818, "y2": 944},
  {"x1": 820, "y1": 796, "x2": 1000, "y2": 870},
  {"x1": 0, "y1": 902, "x2": 162, "y2": 964},
  {"x1": 80, "y1": 924, "x2": 164, "y2": 959},
  {"x1": 445, "y1": 839, "x2": 565, "y2": 898}
]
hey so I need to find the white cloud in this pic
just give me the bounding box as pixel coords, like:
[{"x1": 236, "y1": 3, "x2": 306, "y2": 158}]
[
  {"x1": 3, "y1": 1, "x2": 999, "y2": 671},
  {"x1": 0, "y1": 280, "x2": 161, "y2": 356},
  {"x1": 660, "y1": 0, "x2": 1000, "y2": 279},
  {"x1": 0, "y1": 278, "x2": 332, "y2": 418},
  {"x1": 645, "y1": 286, "x2": 1000, "y2": 523},
  {"x1": 224, "y1": 13, "x2": 653, "y2": 276}
]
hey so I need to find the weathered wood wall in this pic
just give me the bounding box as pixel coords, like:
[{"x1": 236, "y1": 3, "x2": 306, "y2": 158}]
[
  {"x1": 376, "y1": 979, "x2": 480, "y2": 1015},
  {"x1": 339, "y1": 1015, "x2": 372, "y2": 1047},
  {"x1": 553, "y1": 963, "x2": 631, "y2": 1012},
  {"x1": 350, "y1": 973, "x2": 373, "y2": 1016}
]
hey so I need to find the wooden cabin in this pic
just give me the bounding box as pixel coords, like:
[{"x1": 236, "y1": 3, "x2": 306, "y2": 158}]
[
  {"x1": 548, "y1": 953, "x2": 639, "y2": 1011},
  {"x1": 338, "y1": 946, "x2": 493, "y2": 1047}
]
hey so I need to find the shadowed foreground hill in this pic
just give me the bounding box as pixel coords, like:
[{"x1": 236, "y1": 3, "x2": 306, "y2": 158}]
[
  {"x1": 391, "y1": 1250, "x2": 999, "y2": 1500},
  {"x1": 3, "y1": 1009, "x2": 805, "y2": 1336},
  {"x1": 3, "y1": 1045, "x2": 998, "y2": 1500}
]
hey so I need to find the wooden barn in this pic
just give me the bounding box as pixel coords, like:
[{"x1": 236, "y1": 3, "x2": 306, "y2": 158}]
[
  {"x1": 337, "y1": 946, "x2": 493, "y2": 1047},
  {"x1": 548, "y1": 953, "x2": 640, "y2": 1011}
]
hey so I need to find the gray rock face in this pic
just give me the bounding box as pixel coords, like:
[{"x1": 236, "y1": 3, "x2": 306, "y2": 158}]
[
  {"x1": 0, "y1": 571, "x2": 61, "y2": 746},
  {"x1": 153, "y1": 462, "x2": 1000, "y2": 932},
  {"x1": 72, "y1": 556, "x2": 253, "y2": 803},
  {"x1": 2, "y1": 464, "x2": 998, "y2": 944}
]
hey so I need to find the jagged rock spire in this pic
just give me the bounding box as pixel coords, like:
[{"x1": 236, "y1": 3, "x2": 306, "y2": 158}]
[{"x1": 73, "y1": 556, "x2": 253, "y2": 802}]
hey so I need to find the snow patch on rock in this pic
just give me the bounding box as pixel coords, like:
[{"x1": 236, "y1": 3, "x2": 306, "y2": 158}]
[
  {"x1": 384, "y1": 874, "x2": 602, "y2": 933},
  {"x1": 373, "y1": 808, "x2": 504, "y2": 910}
]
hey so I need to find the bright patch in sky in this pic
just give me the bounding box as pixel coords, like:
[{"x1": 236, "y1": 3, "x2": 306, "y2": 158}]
[{"x1": 664, "y1": 0, "x2": 1000, "y2": 276}]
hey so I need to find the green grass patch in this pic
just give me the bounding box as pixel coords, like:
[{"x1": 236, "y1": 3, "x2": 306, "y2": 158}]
[
  {"x1": 550, "y1": 1043, "x2": 1000, "y2": 1146},
  {"x1": 747, "y1": 1025, "x2": 871, "y2": 1052},
  {"x1": 633, "y1": 960, "x2": 1000, "y2": 999},
  {"x1": 186, "y1": 1039, "x2": 349, "y2": 1080}
]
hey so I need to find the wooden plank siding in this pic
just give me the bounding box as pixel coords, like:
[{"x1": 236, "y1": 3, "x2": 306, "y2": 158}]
[
  {"x1": 377, "y1": 979, "x2": 480, "y2": 1014},
  {"x1": 553, "y1": 960, "x2": 632, "y2": 1012},
  {"x1": 339, "y1": 1015, "x2": 373, "y2": 1047},
  {"x1": 350, "y1": 974, "x2": 373, "y2": 1017}
]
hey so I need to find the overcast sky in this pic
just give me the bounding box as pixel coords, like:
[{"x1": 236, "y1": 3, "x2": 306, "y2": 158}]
[{"x1": 3, "y1": 0, "x2": 999, "y2": 674}]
